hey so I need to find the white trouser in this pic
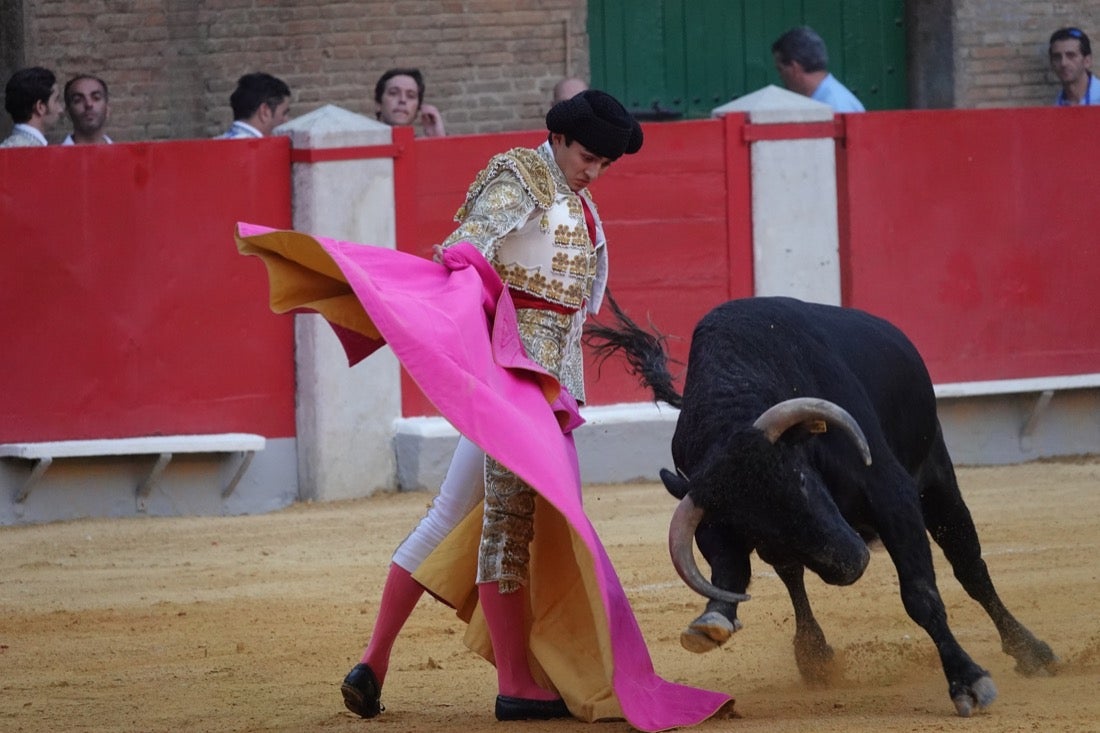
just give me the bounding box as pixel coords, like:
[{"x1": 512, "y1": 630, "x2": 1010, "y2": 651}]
[{"x1": 391, "y1": 435, "x2": 485, "y2": 572}]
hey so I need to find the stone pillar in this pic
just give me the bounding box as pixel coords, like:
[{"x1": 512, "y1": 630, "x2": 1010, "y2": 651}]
[
  {"x1": 713, "y1": 85, "x2": 842, "y2": 305},
  {"x1": 276, "y1": 105, "x2": 400, "y2": 501}
]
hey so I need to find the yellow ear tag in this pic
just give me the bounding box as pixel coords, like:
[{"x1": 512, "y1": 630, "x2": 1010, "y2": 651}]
[{"x1": 809, "y1": 419, "x2": 828, "y2": 434}]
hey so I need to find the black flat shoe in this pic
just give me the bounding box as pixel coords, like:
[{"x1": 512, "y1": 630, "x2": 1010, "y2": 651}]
[
  {"x1": 341, "y1": 663, "x2": 384, "y2": 718},
  {"x1": 495, "y1": 695, "x2": 571, "y2": 721}
]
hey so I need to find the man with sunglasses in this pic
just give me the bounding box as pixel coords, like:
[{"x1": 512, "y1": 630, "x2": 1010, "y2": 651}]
[{"x1": 1049, "y1": 27, "x2": 1099, "y2": 106}]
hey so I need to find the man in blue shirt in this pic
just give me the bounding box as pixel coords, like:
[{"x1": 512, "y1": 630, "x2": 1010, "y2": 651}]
[
  {"x1": 772, "y1": 26, "x2": 865, "y2": 113},
  {"x1": 1049, "y1": 27, "x2": 1099, "y2": 106}
]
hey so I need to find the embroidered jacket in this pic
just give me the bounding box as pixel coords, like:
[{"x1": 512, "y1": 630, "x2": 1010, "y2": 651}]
[{"x1": 442, "y1": 141, "x2": 609, "y2": 402}]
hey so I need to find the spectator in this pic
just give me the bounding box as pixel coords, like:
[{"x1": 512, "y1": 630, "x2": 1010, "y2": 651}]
[
  {"x1": 63, "y1": 74, "x2": 113, "y2": 145},
  {"x1": 552, "y1": 76, "x2": 588, "y2": 104},
  {"x1": 373, "y1": 67, "x2": 445, "y2": 137},
  {"x1": 1049, "y1": 27, "x2": 1098, "y2": 105},
  {"x1": 1, "y1": 66, "x2": 64, "y2": 147},
  {"x1": 216, "y1": 72, "x2": 291, "y2": 139},
  {"x1": 772, "y1": 26, "x2": 865, "y2": 112}
]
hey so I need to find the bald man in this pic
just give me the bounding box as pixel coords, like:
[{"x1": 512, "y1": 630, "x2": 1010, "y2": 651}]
[{"x1": 552, "y1": 77, "x2": 588, "y2": 104}]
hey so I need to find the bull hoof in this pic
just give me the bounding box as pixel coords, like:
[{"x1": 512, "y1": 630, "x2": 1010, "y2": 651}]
[
  {"x1": 680, "y1": 611, "x2": 740, "y2": 654},
  {"x1": 952, "y1": 675, "x2": 997, "y2": 717},
  {"x1": 1004, "y1": 633, "x2": 1060, "y2": 677}
]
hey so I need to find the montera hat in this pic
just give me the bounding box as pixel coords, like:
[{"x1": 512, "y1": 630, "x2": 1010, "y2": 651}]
[{"x1": 545, "y1": 89, "x2": 643, "y2": 161}]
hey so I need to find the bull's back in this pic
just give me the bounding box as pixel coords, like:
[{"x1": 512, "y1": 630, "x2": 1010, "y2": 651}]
[{"x1": 681, "y1": 297, "x2": 940, "y2": 471}]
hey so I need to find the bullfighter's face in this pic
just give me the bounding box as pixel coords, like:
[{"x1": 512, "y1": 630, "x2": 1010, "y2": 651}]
[{"x1": 550, "y1": 133, "x2": 612, "y2": 192}]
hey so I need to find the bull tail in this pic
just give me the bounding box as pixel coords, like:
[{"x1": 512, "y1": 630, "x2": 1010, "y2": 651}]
[{"x1": 584, "y1": 291, "x2": 683, "y2": 409}]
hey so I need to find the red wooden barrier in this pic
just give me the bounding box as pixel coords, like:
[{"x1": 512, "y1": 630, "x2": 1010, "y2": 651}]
[
  {"x1": 842, "y1": 107, "x2": 1100, "y2": 383},
  {"x1": 0, "y1": 139, "x2": 296, "y2": 442},
  {"x1": 3, "y1": 107, "x2": 1095, "y2": 441}
]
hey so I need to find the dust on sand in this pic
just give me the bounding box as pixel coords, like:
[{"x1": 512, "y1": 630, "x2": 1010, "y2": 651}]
[{"x1": 2, "y1": 459, "x2": 1099, "y2": 733}]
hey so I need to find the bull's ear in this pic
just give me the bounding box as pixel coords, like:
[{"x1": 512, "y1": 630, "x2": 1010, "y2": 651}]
[{"x1": 660, "y1": 467, "x2": 690, "y2": 499}]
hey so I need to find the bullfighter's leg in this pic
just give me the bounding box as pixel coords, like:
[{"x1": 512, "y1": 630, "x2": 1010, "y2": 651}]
[
  {"x1": 873, "y1": 464, "x2": 997, "y2": 717},
  {"x1": 478, "y1": 456, "x2": 560, "y2": 701},
  {"x1": 343, "y1": 436, "x2": 486, "y2": 718},
  {"x1": 773, "y1": 562, "x2": 836, "y2": 683},
  {"x1": 916, "y1": 432, "x2": 1059, "y2": 676},
  {"x1": 680, "y1": 523, "x2": 750, "y2": 653}
]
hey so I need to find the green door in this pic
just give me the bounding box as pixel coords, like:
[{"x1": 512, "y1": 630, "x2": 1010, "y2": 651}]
[{"x1": 589, "y1": 0, "x2": 906, "y2": 118}]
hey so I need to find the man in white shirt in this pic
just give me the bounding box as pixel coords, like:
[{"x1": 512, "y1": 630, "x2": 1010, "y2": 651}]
[
  {"x1": 772, "y1": 26, "x2": 866, "y2": 113},
  {"x1": 63, "y1": 74, "x2": 113, "y2": 145},
  {"x1": 1, "y1": 66, "x2": 64, "y2": 147},
  {"x1": 215, "y1": 72, "x2": 291, "y2": 139}
]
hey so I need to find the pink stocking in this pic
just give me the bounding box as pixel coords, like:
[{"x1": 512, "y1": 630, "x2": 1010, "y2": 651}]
[
  {"x1": 477, "y1": 581, "x2": 558, "y2": 700},
  {"x1": 359, "y1": 563, "x2": 424, "y2": 686}
]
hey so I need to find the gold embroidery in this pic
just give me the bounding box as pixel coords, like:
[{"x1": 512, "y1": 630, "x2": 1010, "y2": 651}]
[
  {"x1": 479, "y1": 455, "x2": 536, "y2": 592},
  {"x1": 551, "y1": 252, "x2": 570, "y2": 274},
  {"x1": 454, "y1": 148, "x2": 555, "y2": 223},
  {"x1": 477, "y1": 308, "x2": 573, "y2": 591},
  {"x1": 527, "y1": 271, "x2": 549, "y2": 293}
]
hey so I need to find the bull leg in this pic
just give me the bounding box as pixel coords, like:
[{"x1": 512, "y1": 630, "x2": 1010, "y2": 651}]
[
  {"x1": 874, "y1": 471, "x2": 997, "y2": 717},
  {"x1": 773, "y1": 562, "x2": 836, "y2": 683},
  {"x1": 680, "y1": 524, "x2": 749, "y2": 653},
  {"x1": 917, "y1": 435, "x2": 1059, "y2": 676}
]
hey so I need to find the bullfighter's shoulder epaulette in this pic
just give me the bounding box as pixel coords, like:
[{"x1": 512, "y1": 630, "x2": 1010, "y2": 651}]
[{"x1": 454, "y1": 147, "x2": 555, "y2": 222}]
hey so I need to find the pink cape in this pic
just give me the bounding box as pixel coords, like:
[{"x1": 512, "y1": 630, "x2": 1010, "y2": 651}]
[{"x1": 234, "y1": 223, "x2": 733, "y2": 731}]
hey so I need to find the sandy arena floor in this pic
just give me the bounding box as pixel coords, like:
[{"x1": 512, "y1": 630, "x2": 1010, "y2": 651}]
[{"x1": 2, "y1": 458, "x2": 1099, "y2": 733}]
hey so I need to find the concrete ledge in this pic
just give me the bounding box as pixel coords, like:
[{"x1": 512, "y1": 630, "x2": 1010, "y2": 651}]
[
  {"x1": 0, "y1": 433, "x2": 265, "y2": 459},
  {"x1": 394, "y1": 387, "x2": 1100, "y2": 490},
  {"x1": 394, "y1": 402, "x2": 680, "y2": 491},
  {"x1": 8, "y1": 385, "x2": 1097, "y2": 526},
  {"x1": 935, "y1": 373, "x2": 1100, "y2": 398},
  {"x1": 937, "y1": 388, "x2": 1100, "y2": 465},
  {"x1": 0, "y1": 433, "x2": 265, "y2": 506},
  {"x1": 1, "y1": 437, "x2": 298, "y2": 526}
]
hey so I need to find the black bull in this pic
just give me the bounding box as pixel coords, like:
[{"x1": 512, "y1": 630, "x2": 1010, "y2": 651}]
[{"x1": 585, "y1": 296, "x2": 1058, "y2": 717}]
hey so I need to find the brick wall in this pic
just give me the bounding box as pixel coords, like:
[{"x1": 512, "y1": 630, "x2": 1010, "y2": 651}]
[
  {"x1": 954, "y1": 0, "x2": 1100, "y2": 107},
  {"x1": 4, "y1": 1, "x2": 1100, "y2": 143},
  {"x1": 3, "y1": 0, "x2": 589, "y2": 143}
]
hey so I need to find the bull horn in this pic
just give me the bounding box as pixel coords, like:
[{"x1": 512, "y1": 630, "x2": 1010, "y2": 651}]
[
  {"x1": 753, "y1": 397, "x2": 872, "y2": 466},
  {"x1": 668, "y1": 494, "x2": 751, "y2": 604}
]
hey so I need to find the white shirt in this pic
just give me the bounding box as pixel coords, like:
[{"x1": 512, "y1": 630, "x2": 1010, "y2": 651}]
[
  {"x1": 3, "y1": 123, "x2": 49, "y2": 146},
  {"x1": 62, "y1": 134, "x2": 114, "y2": 145},
  {"x1": 216, "y1": 121, "x2": 263, "y2": 139}
]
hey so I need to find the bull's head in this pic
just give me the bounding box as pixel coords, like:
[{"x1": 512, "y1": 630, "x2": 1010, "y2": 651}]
[{"x1": 665, "y1": 398, "x2": 874, "y2": 604}]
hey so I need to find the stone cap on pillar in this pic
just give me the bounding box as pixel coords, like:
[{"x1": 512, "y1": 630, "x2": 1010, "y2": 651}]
[
  {"x1": 274, "y1": 103, "x2": 392, "y2": 148},
  {"x1": 711, "y1": 84, "x2": 834, "y2": 124}
]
